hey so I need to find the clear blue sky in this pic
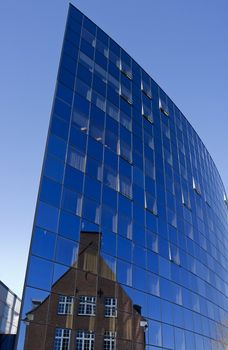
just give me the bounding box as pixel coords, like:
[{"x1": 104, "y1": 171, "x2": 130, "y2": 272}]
[{"x1": 0, "y1": 0, "x2": 228, "y2": 298}]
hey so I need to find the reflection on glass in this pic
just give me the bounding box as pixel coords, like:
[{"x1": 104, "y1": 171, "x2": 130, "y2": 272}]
[
  {"x1": 17, "y1": 5, "x2": 228, "y2": 350},
  {"x1": 23, "y1": 231, "x2": 148, "y2": 349}
]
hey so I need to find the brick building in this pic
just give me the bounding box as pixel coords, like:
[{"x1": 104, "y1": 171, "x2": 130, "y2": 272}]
[{"x1": 24, "y1": 232, "x2": 147, "y2": 349}]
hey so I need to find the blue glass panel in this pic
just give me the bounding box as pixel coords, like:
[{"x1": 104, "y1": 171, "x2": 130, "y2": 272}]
[
  {"x1": 83, "y1": 16, "x2": 96, "y2": 34},
  {"x1": 80, "y1": 39, "x2": 94, "y2": 59},
  {"x1": 40, "y1": 177, "x2": 61, "y2": 207},
  {"x1": 132, "y1": 224, "x2": 145, "y2": 246},
  {"x1": 58, "y1": 67, "x2": 75, "y2": 89},
  {"x1": 77, "y1": 63, "x2": 93, "y2": 86},
  {"x1": 82, "y1": 197, "x2": 100, "y2": 224},
  {"x1": 148, "y1": 320, "x2": 162, "y2": 346},
  {"x1": 185, "y1": 331, "x2": 196, "y2": 350},
  {"x1": 117, "y1": 259, "x2": 132, "y2": 286},
  {"x1": 86, "y1": 156, "x2": 102, "y2": 181},
  {"x1": 118, "y1": 212, "x2": 132, "y2": 240},
  {"x1": 69, "y1": 125, "x2": 87, "y2": 152},
  {"x1": 69, "y1": 4, "x2": 83, "y2": 24},
  {"x1": 84, "y1": 176, "x2": 101, "y2": 201},
  {"x1": 58, "y1": 210, "x2": 80, "y2": 241},
  {"x1": 61, "y1": 51, "x2": 78, "y2": 73},
  {"x1": 47, "y1": 134, "x2": 67, "y2": 160},
  {"x1": 101, "y1": 230, "x2": 116, "y2": 256},
  {"x1": 43, "y1": 154, "x2": 64, "y2": 183},
  {"x1": 36, "y1": 201, "x2": 59, "y2": 232},
  {"x1": 53, "y1": 263, "x2": 70, "y2": 284},
  {"x1": 102, "y1": 186, "x2": 117, "y2": 209},
  {"x1": 101, "y1": 204, "x2": 117, "y2": 233},
  {"x1": 50, "y1": 117, "x2": 69, "y2": 140},
  {"x1": 133, "y1": 244, "x2": 146, "y2": 268},
  {"x1": 132, "y1": 266, "x2": 147, "y2": 292},
  {"x1": 27, "y1": 256, "x2": 53, "y2": 291},
  {"x1": 147, "y1": 250, "x2": 159, "y2": 274},
  {"x1": 64, "y1": 165, "x2": 84, "y2": 192},
  {"x1": 63, "y1": 37, "x2": 79, "y2": 57},
  {"x1": 162, "y1": 324, "x2": 174, "y2": 349},
  {"x1": 55, "y1": 236, "x2": 78, "y2": 266},
  {"x1": 117, "y1": 236, "x2": 132, "y2": 262},
  {"x1": 87, "y1": 137, "x2": 103, "y2": 162},
  {"x1": 53, "y1": 96, "x2": 72, "y2": 120},
  {"x1": 148, "y1": 295, "x2": 161, "y2": 321},
  {"x1": 147, "y1": 272, "x2": 160, "y2": 296},
  {"x1": 61, "y1": 187, "x2": 82, "y2": 215},
  {"x1": 67, "y1": 18, "x2": 82, "y2": 37},
  {"x1": 31, "y1": 227, "x2": 56, "y2": 260},
  {"x1": 81, "y1": 219, "x2": 99, "y2": 232}
]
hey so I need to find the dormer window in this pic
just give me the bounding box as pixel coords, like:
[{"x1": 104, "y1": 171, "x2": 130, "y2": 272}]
[{"x1": 159, "y1": 98, "x2": 169, "y2": 116}]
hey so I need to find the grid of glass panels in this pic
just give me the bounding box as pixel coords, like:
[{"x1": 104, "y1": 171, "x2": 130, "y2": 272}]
[{"x1": 16, "y1": 4, "x2": 228, "y2": 350}]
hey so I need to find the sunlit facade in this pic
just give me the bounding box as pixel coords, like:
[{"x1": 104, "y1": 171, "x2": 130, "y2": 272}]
[
  {"x1": 0, "y1": 281, "x2": 21, "y2": 350},
  {"x1": 16, "y1": 4, "x2": 228, "y2": 349}
]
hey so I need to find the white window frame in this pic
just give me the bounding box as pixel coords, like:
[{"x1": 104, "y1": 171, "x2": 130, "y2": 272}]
[
  {"x1": 54, "y1": 328, "x2": 71, "y2": 350},
  {"x1": 104, "y1": 298, "x2": 117, "y2": 318},
  {"x1": 78, "y1": 296, "x2": 96, "y2": 316},
  {"x1": 76, "y1": 330, "x2": 95, "y2": 350},
  {"x1": 58, "y1": 296, "x2": 74, "y2": 315},
  {"x1": 104, "y1": 331, "x2": 116, "y2": 350}
]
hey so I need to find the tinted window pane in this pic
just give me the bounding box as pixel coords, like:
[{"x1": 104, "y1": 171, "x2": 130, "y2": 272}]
[
  {"x1": 58, "y1": 211, "x2": 80, "y2": 241},
  {"x1": 36, "y1": 201, "x2": 59, "y2": 232},
  {"x1": 27, "y1": 256, "x2": 53, "y2": 291},
  {"x1": 31, "y1": 227, "x2": 56, "y2": 260},
  {"x1": 44, "y1": 154, "x2": 64, "y2": 183}
]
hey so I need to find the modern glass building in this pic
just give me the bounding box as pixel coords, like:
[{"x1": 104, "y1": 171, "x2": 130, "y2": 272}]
[
  {"x1": 0, "y1": 281, "x2": 21, "y2": 350},
  {"x1": 16, "y1": 4, "x2": 228, "y2": 350}
]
